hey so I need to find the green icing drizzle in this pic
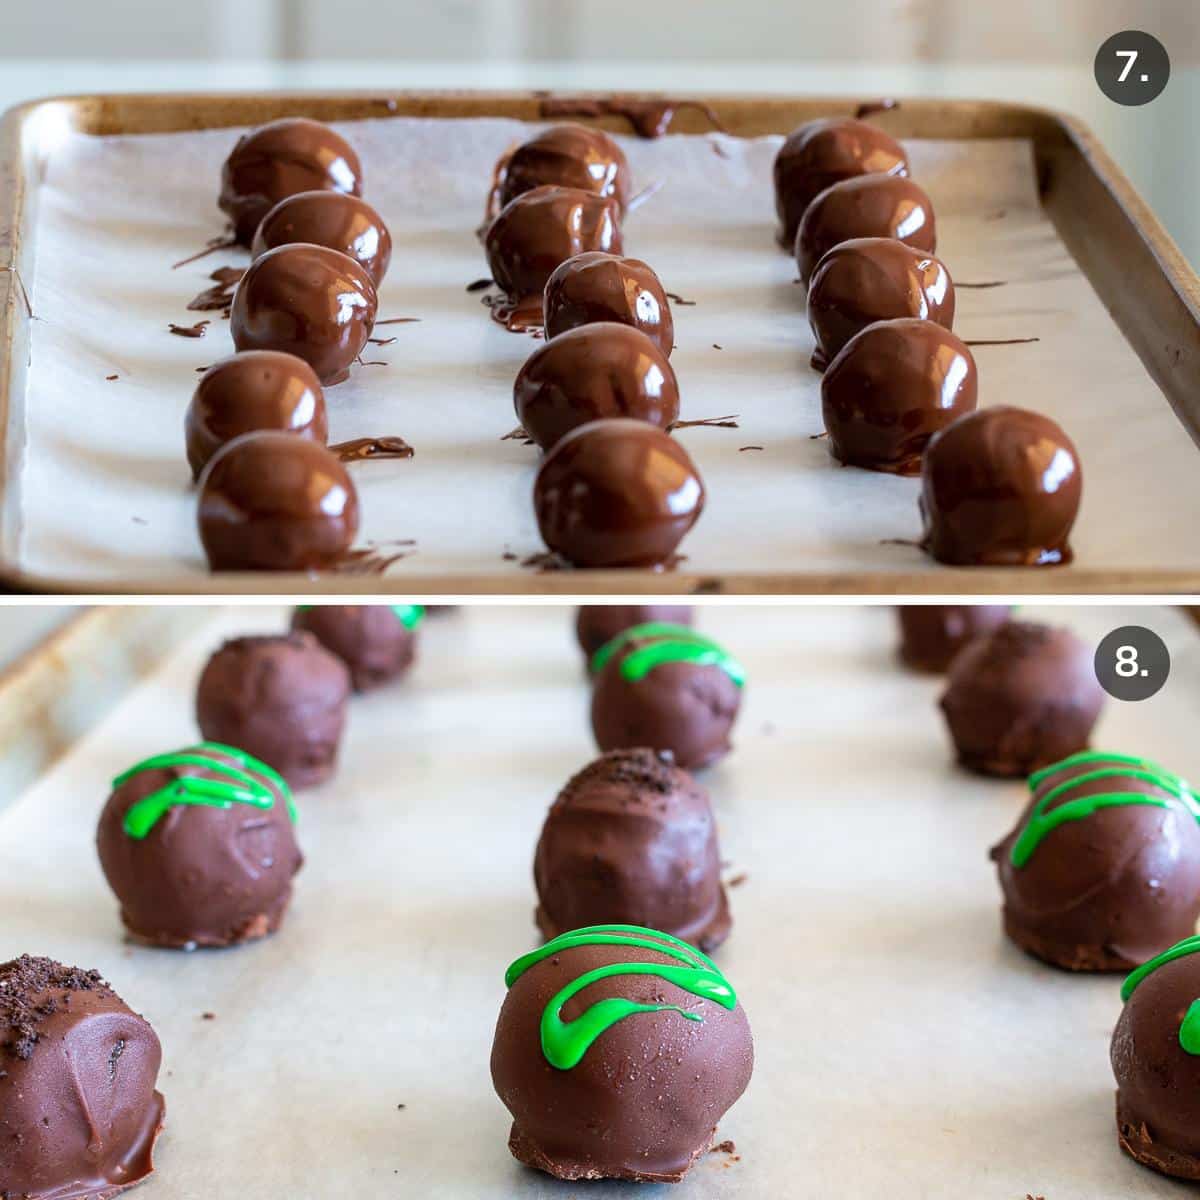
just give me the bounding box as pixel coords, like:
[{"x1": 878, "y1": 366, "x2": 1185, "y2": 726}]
[
  {"x1": 1122, "y1": 935, "x2": 1200, "y2": 1002},
  {"x1": 390, "y1": 605, "x2": 425, "y2": 630},
  {"x1": 115, "y1": 742, "x2": 296, "y2": 840},
  {"x1": 589, "y1": 622, "x2": 745, "y2": 688},
  {"x1": 504, "y1": 924, "x2": 737, "y2": 1071},
  {"x1": 1182, "y1": 1000, "x2": 1200, "y2": 1055}
]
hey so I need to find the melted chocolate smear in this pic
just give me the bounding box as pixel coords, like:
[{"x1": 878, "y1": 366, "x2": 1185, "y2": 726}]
[
  {"x1": 670, "y1": 414, "x2": 739, "y2": 431},
  {"x1": 665, "y1": 291, "x2": 697, "y2": 307},
  {"x1": 537, "y1": 96, "x2": 726, "y2": 139},
  {"x1": 520, "y1": 550, "x2": 570, "y2": 571},
  {"x1": 501, "y1": 549, "x2": 519, "y2": 561},
  {"x1": 965, "y1": 337, "x2": 1040, "y2": 346},
  {"x1": 466, "y1": 278, "x2": 494, "y2": 293},
  {"x1": 809, "y1": 431, "x2": 829, "y2": 440},
  {"x1": 329, "y1": 436, "x2": 414, "y2": 463},
  {"x1": 712, "y1": 343, "x2": 723, "y2": 350},
  {"x1": 187, "y1": 266, "x2": 244, "y2": 314},
  {"x1": 355, "y1": 356, "x2": 389, "y2": 367},
  {"x1": 483, "y1": 291, "x2": 543, "y2": 333},
  {"x1": 172, "y1": 234, "x2": 238, "y2": 270},
  {"x1": 854, "y1": 98, "x2": 899, "y2": 119},
  {"x1": 881, "y1": 537, "x2": 922, "y2": 549},
  {"x1": 195, "y1": 365, "x2": 210, "y2": 373},
  {"x1": 726, "y1": 874, "x2": 749, "y2": 888},
  {"x1": 328, "y1": 540, "x2": 417, "y2": 577},
  {"x1": 501, "y1": 425, "x2": 536, "y2": 446},
  {"x1": 957, "y1": 281, "x2": 1007, "y2": 289},
  {"x1": 711, "y1": 140, "x2": 731, "y2": 159},
  {"x1": 738, "y1": 445, "x2": 764, "y2": 452},
  {"x1": 168, "y1": 319, "x2": 210, "y2": 338},
  {"x1": 105, "y1": 373, "x2": 119, "y2": 381},
  {"x1": 368, "y1": 336, "x2": 397, "y2": 346},
  {"x1": 375, "y1": 316, "x2": 422, "y2": 325}
]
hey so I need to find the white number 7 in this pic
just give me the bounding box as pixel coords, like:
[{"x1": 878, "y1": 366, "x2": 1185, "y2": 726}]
[{"x1": 1116, "y1": 49, "x2": 1138, "y2": 81}]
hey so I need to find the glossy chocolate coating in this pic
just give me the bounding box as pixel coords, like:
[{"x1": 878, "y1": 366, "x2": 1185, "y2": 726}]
[
  {"x1": 96, "y1": 745, "x2": 303, "y2": 948},
  {"x1": 219, "y1": 117, "x2": 363, "y2": 245},
  {"x1": 807, "y1": 237, "x2": 954, "y2": 370},
  {"x1": 196, "y1": 632, "x2": 350, "y2": 789},
  {"x1": 896, "y1": 604, "x2": 1010, "y2": 673},
  {"x1": 939, "y1": 621, "x2": 1104, "y2": 778},
  {"x1": 499, "y1": 123, "x2": 632, "y2": 213},
  {"x1": 0, "y1": 955, "x2": 165, "y2": 1200},
  {"x1": 796, "y1": 174, "x2": 936, "y2": 284},
  {"x1": 291, "y1": 605, "x2": 417, "y2": 692},
  {"x1": 920, "y1": 406, "x2": 1082, "y2": 567},
  {"x1": 490, "y1": 933, "x2": 753, "y2": 1182},
  {"x1": 544, "y1": 252, "x2": 674, "y2": 354},
  {"x1": 185, "y1": 350, "x2": 328, "y2": 480},
  {"x1": 773, "y1": 116, "x2": 909, "y2": 249},
  {"x1": 230, "y1": 243, "x2": 378, "y2": 386},
  {"x1": 576, "y1": 604, "x2": 694, "y2": 660},
  {"x1": 485, "y1": 185, "x2": 623, "y2": 303},
  {"x1": 251, "y1": 190, "x2": 392, "y2": 285},
  {"x1": 533, "y1": 419, "x2": 704, "y2": 568},
  {"x1": 515, "y1": 323, "x2": 679, "y2": 451},
  {"x1": 822, "y1": 318, "x2": 976, "y2": 474}
]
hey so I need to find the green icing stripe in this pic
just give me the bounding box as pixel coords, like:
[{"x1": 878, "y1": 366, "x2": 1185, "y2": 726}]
[
  {"x1": 589, "y1": 622, "x2": 745, "y2": 687},
  {"x1": 1181, "y1": 1000, "x2": 1200, "y2": 1055},
  {"x1": 1122, "y1": 935, "x2": 1200, "y2": 1002},
  {"x1": 504, "y1": 924, "x2": 736, "y2": 1071},
  {"x1": 390, "y1": 604, "x2": 425, "y2": 630}
]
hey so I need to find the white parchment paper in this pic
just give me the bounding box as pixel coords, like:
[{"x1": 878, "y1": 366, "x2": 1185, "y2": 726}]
[{"x1": 1, "y1": 603, "x2": 1198, "y2": 1196}]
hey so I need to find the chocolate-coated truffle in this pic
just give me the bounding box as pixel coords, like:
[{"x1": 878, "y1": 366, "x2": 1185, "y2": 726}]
[
  {"x1": 195, "y1": 632, "x2": 350, "y2": 788},
  {"x1": 896, "y1": 604, "x2": 1010, "y2": 673},
  {"x1": 499, "y1": 123, "x2": 631, "y2": 213},
  {"x1": 533, "y1": 420, "x2": 704, "y2": 568},
  {"x1": 491, "y1": 925, "x2": 753, "y2": 1182},
  {"x1": 251, "y1": 190, "x2": 392, "y2": 285},
  {"x1": 291, "y1": 604, "x2": 423, "y2": 692},
  {"x1": 544, "y1": 252, "x2": 674, "y2": 355},
  {"x1": 534, "y1": 749, "x2": 731, "y2": 951},
  {"x1": 576, "y1": 604, "x2": 694, "y2": 660},
  {"x1": 185, "y1": 350, "x2": 328, "y2": 480},
  {"x1": 773, "y1": 116, "x2": 909, "y2": 249},
  {"x1": 0, "y1": 955, "x2": 165, "y2": 1200},
  {"x1": 230, "y1": 243, "x2": 378, "y2": 386},
  {"x1": 991, "y1": 752, "x2": 1200, "y2": 972},
  {"x1": 96, "y1": 741, "x2": 303, "y2": 948},
  {"x1": 939, "y1": 621, "x2": 1104, "y2": 778},
  {"x1": 197, "y1": 432, "x2": 359, "y2": 573},
  {"x1": 821, "y1": 318, "x2": 976, "y2": 474},
  {"x1": 920, "y1": 406, "x2": 1082, "y2": 567},
  {"x1": 219, "y1": 116, "x2": 363, "y2": 245},
  {"x1": 590, "y1": 623, "x2": 743, "y2": 769},
  {"x1": 515, "y1": 323, "x2": 679, "y2": 451},
  {"x1": 807, "y1": 237, "x2": 954, "y2": 370}
]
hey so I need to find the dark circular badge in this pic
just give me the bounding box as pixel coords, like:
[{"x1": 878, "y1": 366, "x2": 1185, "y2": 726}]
[
  {"x1": 1094, "y1": 625, "x2": 1170, "y2": 701},
  {"x1": 1095, "y1": 30, "x2": 1170, "y2": 106}
]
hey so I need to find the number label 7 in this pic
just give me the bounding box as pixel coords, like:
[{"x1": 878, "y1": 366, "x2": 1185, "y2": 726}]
[{"x1": 1116, "y1": 48, "x2": 1138, "y2": 81}]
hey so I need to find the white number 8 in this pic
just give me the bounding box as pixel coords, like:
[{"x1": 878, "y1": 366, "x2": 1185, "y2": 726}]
[{"x1": 1115, "y1": 644, "x2": 1140, "y2": 677}]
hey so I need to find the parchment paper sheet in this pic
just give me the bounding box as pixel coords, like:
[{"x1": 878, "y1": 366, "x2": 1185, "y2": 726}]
[
  {"x1": 1, "y1": 604, "x2": 1198, "y2": 1197},
  {"x1": 18, "y1": 116, "x2": 1200, "y2": 584}
]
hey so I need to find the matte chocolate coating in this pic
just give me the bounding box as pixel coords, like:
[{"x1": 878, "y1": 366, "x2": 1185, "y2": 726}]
[
  {"x1": 197, "y1": 432, "x2": 359, "y2": 573},
  {"x1": 807, "y1": 237, "x2": 954, "y2": 370},
  {"x1": 195, "y1": 632, "x2": 351, "y2": 788},
  {"x1": 230, "y1": 243, "x2": 378, "y2": 386},
  {"x1": 219, "y1": 116, "x2": 363, "y2": 245},
  {"x1": 773, "y1": 116, "x2": 910, "y2": 249},
  {"x1": 251, "y1": 190, "x2": 392, "y2": 285},
  {"x1": 485, "y1": 185, "x2": 623, "y2": 303},
  {"x1": 575, "y1": 604, "x2": 694, "y2": 660},
  {"x1": 991, "y1": 756, "x2": 1200, "y2": 972},
  {"x1": 185, "y1": 350, "x2": 328, "y2": 480},
  {"x1": 796, "y1": 174, "x2": 936, "y2": 284},
  {"x1": 490, "y1": 933, "x2": 753, "y2": 1182},
  {"x1": 533, "y1": 419, "x2": 704, "y2": 568},
  {"x1": 821, "y1": 318, "x2": 976, "y2": 474},
  {"x1": 291, "y1": 605, "x2": 417, "y2": 692},
  {"x1": 0, "y1": 955, "x2": 165, "y2": 1200},
  {"x1": 515, "y1": 323, "x2": 680, "y2": 451},
  {"x1": 939, "y1": 621, "x2": 1104, "y2": 778},
  {"x1": 96, "y1": 746, "x2": 303, "y2": 949},
  {"x1": 534, "y1": 749, "x2": 731, "y2": 951},
  {"x1": 896, "y1": 604, "x2": 1010, "y2": 673},
  {"x1": 499, "y1": 123, "x2": 632, "y2": 213},
  {"x1": 544, "y1": 252, "x2": 674, "y2": 355}
]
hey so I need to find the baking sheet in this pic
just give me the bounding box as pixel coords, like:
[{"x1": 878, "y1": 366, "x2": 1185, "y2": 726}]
[
  {"x1": 2, "y1": 603, "x2": 1199, "y2": 1197},
  {"x1": 15, "y1": 115, "x2": 1200, "y2": 586}
]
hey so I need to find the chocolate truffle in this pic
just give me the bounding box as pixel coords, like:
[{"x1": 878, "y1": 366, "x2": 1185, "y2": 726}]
[
  {"x1": 920, "y1": 406, "x2": 1082, "y2": 567},
  {"x1": 291, "y1": 604, "x2": 423, "y2": 691},
  {"x1": 498, "y1": 123, "x2": 632, "y2": 213},
  {"x1": 219, "y1": 116, "x2": 363, "y2": 245},
  {"x1": 939, "y1": 621, "x2": 1104, "y2": 778},
  {"x1": 514, "y1": 323, "x2": 679, "y2": 451},
  {"x1": 590, "y1": 623, "x2": 743, "y2": 769},
  {"x1": 230, "y1": 243, "x2": 378, "y2": 386},
  {"x1": 533, "y1": 420, "x2": 704, "y2": 568},
  {"x1": 807, "y1": 237, "x2": 954, "y2": 370},
  {"x1": 490, "y1": 925, "x2": 753, "y2": 1182},
  {"x1": 544, "y1": 252, "x2": 674, "y2": 355},
  {"x1": 185, "y1": 350, "x2": 328, "y2": 480},
  {"x1": 195, "y1": 632, "x2": 351, "y2": 788},
  {"x1": 773, "y1": 116, "x2": 910, "y2": 249},
  {"x1": 821, "y1": 318, "x2": 976, "y2": 473},
  {"x1": 0, "y1": 956, "x2": 165, "y2": 1200},
  {"x1": 251, "y1": 190, "x2": 392, "y2": 285},
  {"x1": 534, "y1": 749, "x2": 731, "y2": 952},
  {"x1": 197, "y1": 432, "x2": 359, "y2": 573},
  {"x1": 96, "y1": 741, "x2": 303, "y2": 949},
  {"x1": 576, "y1": 604, "x2": 694, "y2": 660},
  {"x1": 896, "y1": 604, "x2": 1010, "y2": 673},
  {"x1": 991, "y1": 752, "x2": 1200, "y2": 972}
]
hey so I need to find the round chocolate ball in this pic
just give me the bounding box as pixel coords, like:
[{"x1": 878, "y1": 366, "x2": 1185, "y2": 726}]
[
  {"x1": 939, "y1": 621, "x2": 1104, "y2": 778},
  {"x1": 491, "y1": 926, "x2": 753, "y2": 1182},
  {"x1": 895, "y1": 604, "x2": 1010, "y2": 673},
  {"x1": 185, "y1": 350, "x2": 328, "y2": 480},
  {"x1": 499, "y1": 123, "x2": 632, "y2": 213},
  {"x1": 576, "y1": 604, "x2": 694, "y2": 660},
  {"x1": 230, "y1": 243, "x2": 378, "y2": 386},
  {"x1": 195, "y1": 632, "x2": 351, "y2": 788},
  {"x1": 219, "y1": 116, "x2": 363, "y2": 245},
  {"x1": 515, "y1": 323, "x2": 680, "y2": 451},
  {"x1": 96, "y1": 741, "x2": 303, "y2": 949},
  {"x1": 291, "y1": 604, "x2": 422, "y2": 692},
  {"x1": 197, "y1": 432, "x2": 359, "y2": 573},
  {"x1": 533, "y1": 419, "x2": 704, "y2": 568}
]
